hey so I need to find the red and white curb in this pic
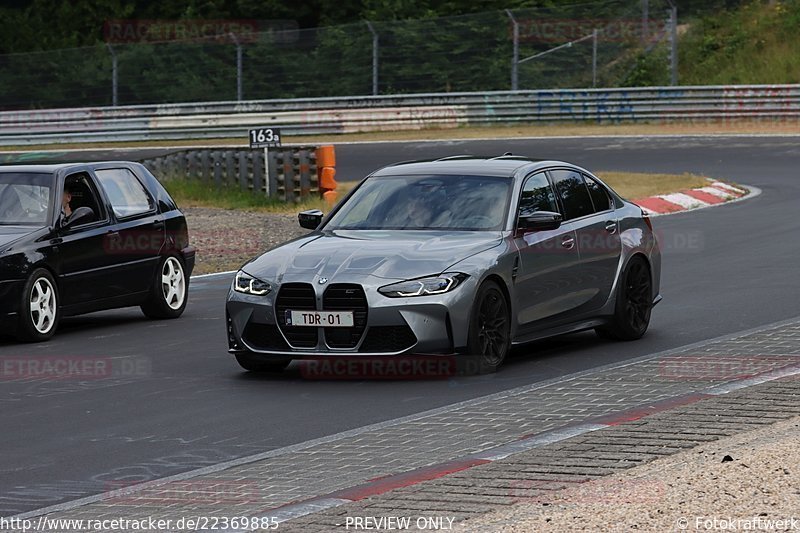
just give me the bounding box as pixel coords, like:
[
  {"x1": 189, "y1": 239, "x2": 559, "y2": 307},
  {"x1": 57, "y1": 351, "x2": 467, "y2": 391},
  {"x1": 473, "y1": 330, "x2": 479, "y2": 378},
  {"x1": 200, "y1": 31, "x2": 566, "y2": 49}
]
[{"x1": 633, "y1": 180, "x2": 751, "y2": 216}]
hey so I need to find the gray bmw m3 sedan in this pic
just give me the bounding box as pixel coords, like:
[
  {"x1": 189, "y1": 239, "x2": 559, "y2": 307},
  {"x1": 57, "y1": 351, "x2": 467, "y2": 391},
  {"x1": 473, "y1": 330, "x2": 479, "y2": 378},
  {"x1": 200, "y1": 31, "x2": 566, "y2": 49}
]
[{"x1": 225, "y1": 156, "x2": 662, "y2": 373}]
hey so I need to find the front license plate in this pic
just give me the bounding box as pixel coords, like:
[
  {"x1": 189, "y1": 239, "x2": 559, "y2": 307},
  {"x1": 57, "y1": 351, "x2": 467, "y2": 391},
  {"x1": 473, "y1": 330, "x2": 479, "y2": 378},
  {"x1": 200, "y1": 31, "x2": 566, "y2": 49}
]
[{"x1": 286, "y1": 310, "x2": 354, "y2": 327}]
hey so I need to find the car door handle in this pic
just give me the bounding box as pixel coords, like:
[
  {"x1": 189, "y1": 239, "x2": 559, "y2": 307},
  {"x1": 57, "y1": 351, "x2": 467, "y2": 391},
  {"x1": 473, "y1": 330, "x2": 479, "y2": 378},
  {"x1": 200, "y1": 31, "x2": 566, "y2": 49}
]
[
  {"x1": 605, "y1": 221, "x2": 617, "y2": 234},
  {"x1": 106, "y1": 230, "x2": 120, "y2": 239},
  {"x1": 153, "y1": 219, "x2": 165, "y2": 230},
  {"x1": 561, "y1": 237, "x2": 575, "y2": 249}
]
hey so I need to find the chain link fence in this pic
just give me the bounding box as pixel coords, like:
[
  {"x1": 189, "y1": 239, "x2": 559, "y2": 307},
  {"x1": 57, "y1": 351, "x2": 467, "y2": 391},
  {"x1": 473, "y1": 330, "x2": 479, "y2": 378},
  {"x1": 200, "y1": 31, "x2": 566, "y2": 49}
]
[{"x1": 0, "y1": 0, "x2": 677, "y2": 110}]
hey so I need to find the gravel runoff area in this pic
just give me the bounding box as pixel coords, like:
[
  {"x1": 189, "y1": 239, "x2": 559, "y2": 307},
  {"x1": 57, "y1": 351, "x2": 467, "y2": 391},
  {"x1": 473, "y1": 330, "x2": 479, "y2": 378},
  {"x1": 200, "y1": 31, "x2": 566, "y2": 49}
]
[
  {"x1": 183, "y1": 208, "x2": 307, "y2": 275},
  {"x1": 460, "y1": 412, "x2": 800, "y2": 532}
]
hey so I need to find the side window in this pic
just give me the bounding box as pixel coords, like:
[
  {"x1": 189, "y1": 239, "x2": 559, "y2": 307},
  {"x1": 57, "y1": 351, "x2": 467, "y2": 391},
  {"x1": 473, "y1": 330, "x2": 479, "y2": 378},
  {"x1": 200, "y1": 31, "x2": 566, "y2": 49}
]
[
  {"x1": 63, "y1": 172, "x2": 107, "y2": 226},
  {"x1": 519, "y1": 172, "x2": 558, "y2": 217},
  {"x1": 584, "y1": 174, "x2": 613, "y2": 213},
  {"x1": 94, "y1": 168, "x2": 154, "y2": 218},
  {"x1": 551, "y1": 169, "x2": 594, "y2": 220}
]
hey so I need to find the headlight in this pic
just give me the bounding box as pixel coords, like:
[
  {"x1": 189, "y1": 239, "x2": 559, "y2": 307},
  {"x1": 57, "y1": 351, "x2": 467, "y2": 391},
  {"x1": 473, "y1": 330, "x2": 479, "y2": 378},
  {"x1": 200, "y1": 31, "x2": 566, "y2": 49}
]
[
  {"x1": 379, "y1": 273, "x2": 468, "y2": 298},
  {"x1": 233, "y1": 270, "x2": 271, "y2": 296}
]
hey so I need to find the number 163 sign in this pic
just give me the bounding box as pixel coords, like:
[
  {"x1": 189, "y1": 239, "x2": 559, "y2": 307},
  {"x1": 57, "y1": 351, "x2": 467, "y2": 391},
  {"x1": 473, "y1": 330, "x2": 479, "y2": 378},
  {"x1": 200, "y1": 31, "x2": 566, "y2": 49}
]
[{"x1": 248, "y1": 127, "x2": 281, "y2": 148}]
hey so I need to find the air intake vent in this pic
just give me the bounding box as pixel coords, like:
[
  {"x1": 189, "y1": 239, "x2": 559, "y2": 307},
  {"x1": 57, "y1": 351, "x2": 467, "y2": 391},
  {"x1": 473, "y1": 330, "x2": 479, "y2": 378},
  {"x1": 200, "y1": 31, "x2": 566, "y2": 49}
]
[
  {"x1": 242, "y1": 323, "x2": 290, "y2": 351},
  {"x1": 323, "y1": 284, "x2": 368, "y2": 348},
  {"x1": 275, "y1": 283, "x2": 318, "y2": 348},
  {"x1": 359, "y1": 325, "x2": 417, "y2": 353}
]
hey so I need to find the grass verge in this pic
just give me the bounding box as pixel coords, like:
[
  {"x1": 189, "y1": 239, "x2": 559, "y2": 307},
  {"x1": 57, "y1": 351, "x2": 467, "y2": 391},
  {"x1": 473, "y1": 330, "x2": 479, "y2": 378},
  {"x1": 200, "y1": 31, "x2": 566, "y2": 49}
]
[
  {"x1": 162, "y1": 178, "x2": 357, "y2": 213},
  {"x1": 596, "y1": 171, "x2": 709, "y2": 200},
  {"x1": 164, "y1": 171, "x2": 711, "y2": 215}
]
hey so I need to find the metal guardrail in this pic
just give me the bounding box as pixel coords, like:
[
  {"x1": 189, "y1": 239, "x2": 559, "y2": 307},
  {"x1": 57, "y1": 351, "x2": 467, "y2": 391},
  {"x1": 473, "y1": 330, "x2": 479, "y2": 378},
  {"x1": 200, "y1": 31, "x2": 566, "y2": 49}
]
[
  {"x1": 139, "y1": 145, "x2": 339, "y2": 202},
  {"x1": 141, "y1": 146, "x2": 321, "y2": 201},
  {"x1": 1, "y1": 84, "x2": 798, "y2": 145}
]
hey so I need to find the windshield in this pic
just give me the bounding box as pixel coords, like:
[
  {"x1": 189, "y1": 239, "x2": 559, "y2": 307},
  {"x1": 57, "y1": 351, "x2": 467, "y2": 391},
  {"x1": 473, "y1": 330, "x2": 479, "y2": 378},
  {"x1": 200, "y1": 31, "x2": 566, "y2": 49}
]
[
  {"x1": 326, "y1": 174, "x2": 511, "y2": 231},
  {"x1": 0, "y1": 172, "x2": 53, "y2": 226}
]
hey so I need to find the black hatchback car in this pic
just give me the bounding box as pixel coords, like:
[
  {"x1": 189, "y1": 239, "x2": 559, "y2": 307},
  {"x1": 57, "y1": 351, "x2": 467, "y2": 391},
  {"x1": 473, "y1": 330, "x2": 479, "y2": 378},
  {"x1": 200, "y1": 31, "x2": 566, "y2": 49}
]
[{"x1": 0, "y1": 162, "x2": 194, "y2": 341}]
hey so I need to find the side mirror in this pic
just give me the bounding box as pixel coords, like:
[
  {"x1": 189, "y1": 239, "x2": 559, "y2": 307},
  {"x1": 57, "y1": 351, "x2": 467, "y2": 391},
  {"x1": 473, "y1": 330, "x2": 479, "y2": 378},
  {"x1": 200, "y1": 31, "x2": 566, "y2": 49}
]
[
  {"x1": 518, "y1": 211, "x2": 562, "y2": 232},
  {"x1": 298, "y1": 209, "x2": 324, "y2": 230},
  {"x1": 63, "y1": 206, "x2": 95, "y2": 228}
]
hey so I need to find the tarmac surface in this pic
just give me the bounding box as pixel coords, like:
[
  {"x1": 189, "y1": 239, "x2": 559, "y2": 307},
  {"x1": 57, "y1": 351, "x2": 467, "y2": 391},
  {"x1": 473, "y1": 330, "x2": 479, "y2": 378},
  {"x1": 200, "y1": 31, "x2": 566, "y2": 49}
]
[{"x1": 1, "y1": 136, "x2": 798, "y2": 521}]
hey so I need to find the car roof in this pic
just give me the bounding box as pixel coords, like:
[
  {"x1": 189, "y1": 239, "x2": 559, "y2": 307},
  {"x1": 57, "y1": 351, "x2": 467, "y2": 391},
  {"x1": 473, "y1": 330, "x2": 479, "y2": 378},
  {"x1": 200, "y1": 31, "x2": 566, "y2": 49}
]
[
  {"x1": 0, "y1": 161, "x2": 138, "y2": 174},
  {"x1": 370, "y1": 156, "x2": 579, "y2": 178}
]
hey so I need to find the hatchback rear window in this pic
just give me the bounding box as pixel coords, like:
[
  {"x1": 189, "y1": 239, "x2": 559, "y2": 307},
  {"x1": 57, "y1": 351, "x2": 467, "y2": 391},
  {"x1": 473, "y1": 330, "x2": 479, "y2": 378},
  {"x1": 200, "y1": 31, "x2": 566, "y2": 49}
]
[{"x1": 95, "y1": 168, "x2": 154, "y2": 218}]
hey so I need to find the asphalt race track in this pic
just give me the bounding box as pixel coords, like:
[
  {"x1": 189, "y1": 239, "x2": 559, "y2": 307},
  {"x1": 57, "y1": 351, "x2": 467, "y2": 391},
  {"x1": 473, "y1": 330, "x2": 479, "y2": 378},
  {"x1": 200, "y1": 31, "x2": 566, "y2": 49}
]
[{"x1": 2, "y1": 136, "x2": 799, "y2": 515}]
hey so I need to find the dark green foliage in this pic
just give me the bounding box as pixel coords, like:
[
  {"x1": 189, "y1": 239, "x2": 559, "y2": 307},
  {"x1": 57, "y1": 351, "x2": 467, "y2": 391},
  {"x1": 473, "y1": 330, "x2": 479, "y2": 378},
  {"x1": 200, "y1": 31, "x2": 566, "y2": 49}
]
[
  {"x1": 0, "y1": 0, "x2": 710, "y2": 109},
  {"x1": 679, "y1": 0, "x2": 800, "y2": 85}
]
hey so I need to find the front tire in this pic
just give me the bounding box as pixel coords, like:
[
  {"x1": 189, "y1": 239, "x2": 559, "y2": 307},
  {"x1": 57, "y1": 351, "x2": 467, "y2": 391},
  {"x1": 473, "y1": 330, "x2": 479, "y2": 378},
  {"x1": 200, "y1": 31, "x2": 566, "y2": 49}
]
[
  {"x1": 466, "y1": 280, "x2": 511, "y2": 373},
  {"x1": 235, "y1": 353, "x2": 291, "y2": 373},
  {"x1": 141, "y1": 255, "x2": 188, "y2": 319},
  {"x1": 596, "y1": 256, "x2": 653, "y2": 341},
  {"x1": 17, "y1": 268, "x2": 59, "y2": 342}
]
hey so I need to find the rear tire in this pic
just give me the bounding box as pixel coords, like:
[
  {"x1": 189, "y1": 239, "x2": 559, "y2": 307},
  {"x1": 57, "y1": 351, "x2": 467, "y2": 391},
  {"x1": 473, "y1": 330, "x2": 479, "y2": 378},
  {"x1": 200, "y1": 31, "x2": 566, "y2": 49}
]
[
  {"x1": 17, "y1": 268, "x2": 60, "y2": 342},
  {"x1": 596, "y1": 256, "x2": 652, "y2": 341},
  {"x1": 235, "y1": 353, "x2": 291, "y2": 373},
  {"x1": 141, "y1": 255, "x2": 188, "y2": 319},
  {"x1": 466, "y1": 280, "x2": 511, "y2": 373}
]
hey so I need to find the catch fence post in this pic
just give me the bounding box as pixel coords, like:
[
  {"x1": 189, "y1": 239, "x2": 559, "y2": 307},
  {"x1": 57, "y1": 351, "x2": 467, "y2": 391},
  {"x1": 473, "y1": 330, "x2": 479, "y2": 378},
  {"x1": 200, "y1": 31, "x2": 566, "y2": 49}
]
[
  {"x1": 505, "y1": 10, "x2": 519, "y2": 91},
  {"x1": 365, "y1": 21, "x2": 379, "y2": 96}
]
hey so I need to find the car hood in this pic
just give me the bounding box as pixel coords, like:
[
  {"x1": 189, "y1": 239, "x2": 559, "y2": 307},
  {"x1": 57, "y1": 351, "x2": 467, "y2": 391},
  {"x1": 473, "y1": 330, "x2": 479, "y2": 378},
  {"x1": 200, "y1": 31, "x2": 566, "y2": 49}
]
[
  {"x1": 0, "y1": 226, "x2": 38, "y2": 250},
  {"x1": 243, "y1": 230, "x2": 504, "y2": 283}
]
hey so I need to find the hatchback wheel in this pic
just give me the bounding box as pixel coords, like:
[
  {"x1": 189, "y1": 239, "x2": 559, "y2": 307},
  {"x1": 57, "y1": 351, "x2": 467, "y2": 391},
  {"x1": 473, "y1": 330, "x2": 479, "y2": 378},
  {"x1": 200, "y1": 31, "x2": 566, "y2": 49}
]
[
  {"x1": 596, "y1": 256, "x2": 652, "y2": 340},
  {"x1": 18, "y1": 268, "x2": 59, "y2": 342},
  {"x1": 467, "y1": 280, "x2": 511, "y2": 373},
  {"x1": 141, "y1": 256, "x2": 188, "y2": 319}
]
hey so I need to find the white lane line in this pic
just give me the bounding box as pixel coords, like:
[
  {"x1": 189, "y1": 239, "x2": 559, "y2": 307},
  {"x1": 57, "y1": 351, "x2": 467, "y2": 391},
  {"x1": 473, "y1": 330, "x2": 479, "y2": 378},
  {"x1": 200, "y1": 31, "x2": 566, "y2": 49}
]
[
  {"x1": 704, "y1": 365, "x2": 800, "y2": 396},
  {"x1": 473, "y1": 423, "x2": 607, "y2": 461},
  {"x1": 190, "y1": 270, "x2": 236, "y2": 280}
]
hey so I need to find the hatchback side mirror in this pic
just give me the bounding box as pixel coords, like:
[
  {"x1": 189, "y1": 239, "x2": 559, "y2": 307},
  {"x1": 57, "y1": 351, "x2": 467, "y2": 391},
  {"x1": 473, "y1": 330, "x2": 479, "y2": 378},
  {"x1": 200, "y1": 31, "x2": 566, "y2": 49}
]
[
  {"x1": 518, "y1": 211, "x2": 562, "y2": 232},
  {"x1": 298, "y1": 209, "x2": 324, "y2": 230}
]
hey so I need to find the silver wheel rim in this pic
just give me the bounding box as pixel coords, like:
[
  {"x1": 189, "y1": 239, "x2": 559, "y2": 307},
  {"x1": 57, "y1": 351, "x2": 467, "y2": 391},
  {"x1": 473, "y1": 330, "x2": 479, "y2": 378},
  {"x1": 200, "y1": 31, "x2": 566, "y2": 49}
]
[
  {"x1": 161, "y1": 257, "x2": 185, "y2": 310},
  {"x1": 30, "y1": 277, "x2": 56, "y2": 334}
]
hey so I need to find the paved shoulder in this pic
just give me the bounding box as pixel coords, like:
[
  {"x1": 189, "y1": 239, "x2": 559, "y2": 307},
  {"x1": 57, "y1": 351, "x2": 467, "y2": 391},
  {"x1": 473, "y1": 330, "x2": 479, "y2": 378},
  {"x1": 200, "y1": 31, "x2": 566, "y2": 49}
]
[
  {"x1": 283, "y1": 369, "x2": 800, "y2": 532},
  {"x1": 458, "y1": 393, "x2": 800, "y2": 532}
]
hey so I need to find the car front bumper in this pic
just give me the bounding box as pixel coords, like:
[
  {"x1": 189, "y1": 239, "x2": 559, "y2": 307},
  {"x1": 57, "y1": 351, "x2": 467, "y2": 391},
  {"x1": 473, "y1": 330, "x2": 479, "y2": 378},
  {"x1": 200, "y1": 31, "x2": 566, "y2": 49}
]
[{"x1": 225, "y1": 277, "x2": 477, "y2": 359}]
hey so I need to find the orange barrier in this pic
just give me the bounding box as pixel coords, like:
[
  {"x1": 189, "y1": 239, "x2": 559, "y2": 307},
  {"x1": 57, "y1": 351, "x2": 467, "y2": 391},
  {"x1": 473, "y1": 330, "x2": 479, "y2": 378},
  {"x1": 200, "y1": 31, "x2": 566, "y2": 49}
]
[
  {"x1": 316, "y1": 144, "x2": 336, "y2": 168},
  {"x1": 316, "y1": 145, "x2": 337, "y2": 206},
  {"x1": 319, "y1": 167, "x2": 337, "y2": 189}
]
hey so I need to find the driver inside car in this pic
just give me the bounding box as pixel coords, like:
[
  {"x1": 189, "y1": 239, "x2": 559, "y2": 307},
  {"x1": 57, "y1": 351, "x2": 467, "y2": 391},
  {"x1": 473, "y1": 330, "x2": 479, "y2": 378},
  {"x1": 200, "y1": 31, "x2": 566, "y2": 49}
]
[
  {"x1": 62, "y1": 186, "x2": 73, "y2": 219},
  {"x1": 406, "y1": 194, "x2": 435, "y2": 227}
]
